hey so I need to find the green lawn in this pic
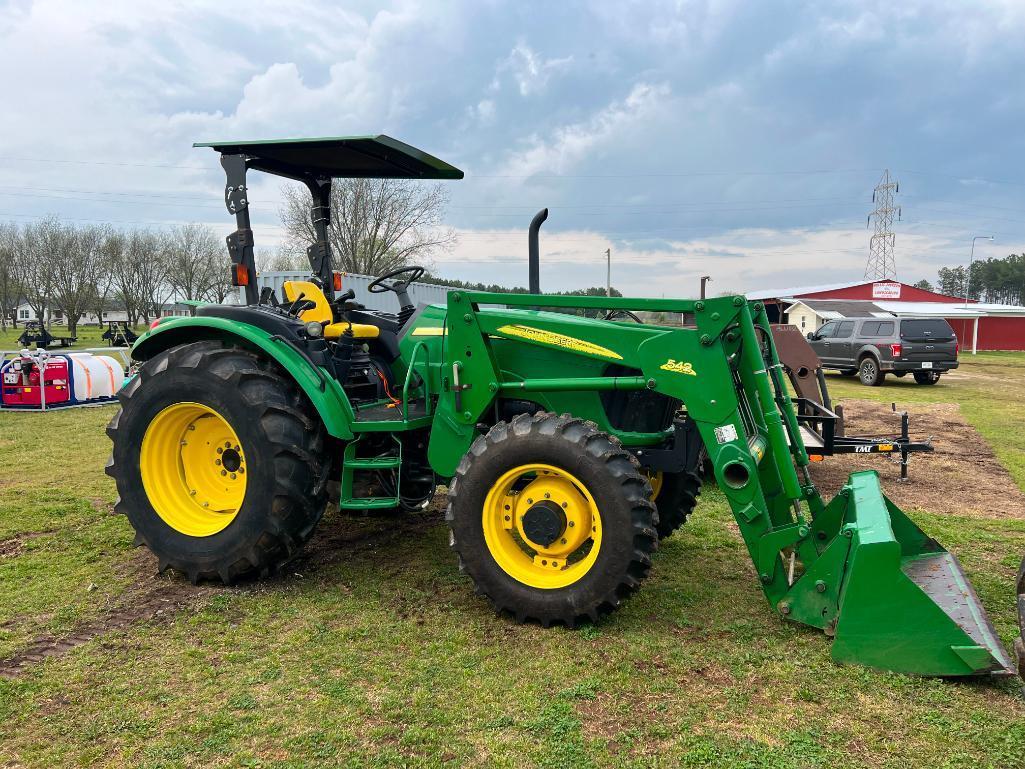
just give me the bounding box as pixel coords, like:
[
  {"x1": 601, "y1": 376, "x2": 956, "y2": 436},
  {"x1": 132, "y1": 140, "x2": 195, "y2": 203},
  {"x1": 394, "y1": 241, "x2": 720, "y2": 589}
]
[{"x1": 0, "y1": 354, "x2": 1023, "y2": 768}]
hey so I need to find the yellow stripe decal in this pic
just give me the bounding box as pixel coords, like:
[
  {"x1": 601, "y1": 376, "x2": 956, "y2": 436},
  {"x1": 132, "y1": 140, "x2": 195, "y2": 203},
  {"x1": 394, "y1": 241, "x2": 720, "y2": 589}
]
[
  {"x1": 494, "y1": 325, "x2": 623, "y2": 360},
  {"x1": 411, "y1": 326, "x2": 446, "y2": 336}
]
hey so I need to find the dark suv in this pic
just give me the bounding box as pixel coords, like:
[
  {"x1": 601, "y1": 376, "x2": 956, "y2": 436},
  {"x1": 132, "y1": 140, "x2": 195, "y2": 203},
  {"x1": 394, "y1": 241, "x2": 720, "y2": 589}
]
[{"x1": 806, "y1": 316, "x2": 959, "y2": 386}]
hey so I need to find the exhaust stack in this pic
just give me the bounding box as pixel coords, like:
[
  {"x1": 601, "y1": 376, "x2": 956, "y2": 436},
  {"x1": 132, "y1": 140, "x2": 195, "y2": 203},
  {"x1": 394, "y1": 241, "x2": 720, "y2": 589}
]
[{"x1": 528, "y1": 208, "x2": 548, "y2": 294}]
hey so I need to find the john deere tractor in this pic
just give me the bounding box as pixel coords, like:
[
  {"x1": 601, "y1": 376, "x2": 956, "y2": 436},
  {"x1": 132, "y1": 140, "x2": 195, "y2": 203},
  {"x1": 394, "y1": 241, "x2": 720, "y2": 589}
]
[{"x1": 107, "y1": 136, "x2": 1023, "y2": 678}]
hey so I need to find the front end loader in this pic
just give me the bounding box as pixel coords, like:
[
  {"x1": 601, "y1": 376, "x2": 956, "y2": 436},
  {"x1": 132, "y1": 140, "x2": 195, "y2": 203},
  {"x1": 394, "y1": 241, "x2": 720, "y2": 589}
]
[{"x1": 106, "y1": 135, "x2": 1019, "y2": 679}]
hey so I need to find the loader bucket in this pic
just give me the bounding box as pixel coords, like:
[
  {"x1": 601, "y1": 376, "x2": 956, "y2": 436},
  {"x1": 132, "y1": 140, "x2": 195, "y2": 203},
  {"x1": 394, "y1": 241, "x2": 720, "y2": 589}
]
[{"x1": 825, "y1": 472, "x2": 1015, "y2": 677}]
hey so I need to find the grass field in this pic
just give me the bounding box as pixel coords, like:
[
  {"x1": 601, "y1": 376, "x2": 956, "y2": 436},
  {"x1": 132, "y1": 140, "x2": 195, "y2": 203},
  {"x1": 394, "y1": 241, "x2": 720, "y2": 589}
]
[{"x1": 1, "y1": 352, "x2": 1023, "y2": 768}]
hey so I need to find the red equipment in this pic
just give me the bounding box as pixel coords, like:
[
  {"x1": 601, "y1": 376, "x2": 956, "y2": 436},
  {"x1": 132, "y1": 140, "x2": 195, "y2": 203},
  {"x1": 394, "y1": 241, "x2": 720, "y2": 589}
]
[{"x1": 1, "y1": 356, "x2": 72, "y2": 408}]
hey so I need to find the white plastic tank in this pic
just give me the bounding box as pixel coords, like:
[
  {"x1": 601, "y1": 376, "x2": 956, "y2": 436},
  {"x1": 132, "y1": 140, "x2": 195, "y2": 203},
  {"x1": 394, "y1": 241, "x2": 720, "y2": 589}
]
[{"x1": 67, "y1": 353, "x2": 125, "y2": 402}]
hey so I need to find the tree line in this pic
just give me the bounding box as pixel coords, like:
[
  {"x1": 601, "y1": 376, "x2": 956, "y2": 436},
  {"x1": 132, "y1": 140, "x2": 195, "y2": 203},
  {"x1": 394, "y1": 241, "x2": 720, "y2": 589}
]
[
  {"x1": 0, "y1": 218, "x2": 230, "y2": 335},
  {"x1": 914, "y1": 253, "x2": 1025, "y2": 305}
]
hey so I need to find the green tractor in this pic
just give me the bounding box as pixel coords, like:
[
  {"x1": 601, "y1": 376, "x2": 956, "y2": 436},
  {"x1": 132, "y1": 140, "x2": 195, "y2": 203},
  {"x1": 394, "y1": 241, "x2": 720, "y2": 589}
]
[{"x1": 107, "y1": 136, "x2": 1022, "y2": 678}]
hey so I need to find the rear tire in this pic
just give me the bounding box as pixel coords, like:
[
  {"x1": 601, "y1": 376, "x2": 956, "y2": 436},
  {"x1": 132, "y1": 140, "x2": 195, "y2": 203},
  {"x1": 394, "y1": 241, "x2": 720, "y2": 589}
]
[
  {"x1": 106, "y1": 341, "x2": 328, "y2": 584},
  {"x1": 913, "y1": 371, "x2": 940, "y2": 385},
  {"x1": 447, "y1": 412, "x2": 658, "y2": 627},
  {"x1": 859, "y1": 357, "x2": 884, "y2": 386},
  {"x1": 650, "y1": 468, "x2": 702, "y2": 539}
]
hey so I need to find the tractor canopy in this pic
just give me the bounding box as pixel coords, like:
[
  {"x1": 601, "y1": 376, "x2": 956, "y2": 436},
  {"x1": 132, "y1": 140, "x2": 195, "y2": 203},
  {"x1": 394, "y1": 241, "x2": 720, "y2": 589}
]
[
  {"x1": 193, "y1": 135, "x2": 464, "y2": 180},
  {"x1": 193, "y1": 135, "x2": 462, "y2": 305}
]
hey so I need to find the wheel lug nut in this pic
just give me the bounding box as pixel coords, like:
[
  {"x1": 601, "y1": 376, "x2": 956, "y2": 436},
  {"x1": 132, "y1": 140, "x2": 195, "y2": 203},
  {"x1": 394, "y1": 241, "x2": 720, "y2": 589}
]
[
  {"x1": 217, "y1": 447, "x2": 223, "y2": 454},
  {"x1": 221, "y1": 470, "x2": 227, "y2": 476},
  {"x1": 215, "y1": 459, "x2": 221, "y2": 466},
  {"x1": 230, "y1": 473, "x2": 237, "y2": 480},
  {"x1": 544, "y1": 492, "x2": 550, "y2": 499},
  {"x1": 225, "y1": 441, "x2": 231, "y2": 448}
]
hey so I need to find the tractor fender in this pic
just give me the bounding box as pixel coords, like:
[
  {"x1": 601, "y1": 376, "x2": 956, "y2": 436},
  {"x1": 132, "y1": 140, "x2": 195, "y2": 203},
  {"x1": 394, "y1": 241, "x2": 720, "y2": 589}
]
[{"x1": 131, "y1": 316, "x2": 355, "y2": 439}]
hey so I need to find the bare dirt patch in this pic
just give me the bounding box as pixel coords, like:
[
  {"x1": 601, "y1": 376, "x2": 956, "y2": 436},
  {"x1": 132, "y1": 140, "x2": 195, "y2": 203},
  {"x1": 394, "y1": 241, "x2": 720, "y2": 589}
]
[
  {"x1": 0, "y1": 548, "x2": 215, "y2": 679},
  {"x1": 0, "y1": 530, "x2": 54, "y2": 560},
  {"x1": 0, "y1": 505, "x2": 446, "y2": 679},
  {"x1": 809, "y1": 399, "x2": 1025, "y2": 519}
]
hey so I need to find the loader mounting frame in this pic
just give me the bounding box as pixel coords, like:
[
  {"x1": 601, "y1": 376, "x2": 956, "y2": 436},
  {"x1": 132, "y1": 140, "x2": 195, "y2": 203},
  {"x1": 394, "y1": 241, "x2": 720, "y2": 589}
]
[{"x1": 424, "y1": 289, "x2": 1015, "y2": 678}]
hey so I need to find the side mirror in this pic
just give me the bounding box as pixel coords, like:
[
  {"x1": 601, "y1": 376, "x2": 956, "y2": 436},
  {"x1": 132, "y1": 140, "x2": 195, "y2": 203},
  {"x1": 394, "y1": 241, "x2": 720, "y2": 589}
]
[{"x1": 806, "y1": 332, "x2": 818, "y2": 340}]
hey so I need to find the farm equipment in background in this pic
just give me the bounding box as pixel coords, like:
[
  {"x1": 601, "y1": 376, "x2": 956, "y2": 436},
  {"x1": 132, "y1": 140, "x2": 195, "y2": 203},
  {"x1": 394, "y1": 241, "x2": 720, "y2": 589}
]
[
  {"x1": 770, "y1": 324, "x2": 934, "y2": 480},
  {"x1": 16, "y1": 321, "x2": 76, "y2": 349},
  {"x1": 105, "y1": 135, "x2": 1018, "y2": 679},
  {"x1": 1, "y1": 350, "x2": 125, "y2": 410},
  {"x1": 101, "y1": 321, "x2": 139, "y2": 347}
]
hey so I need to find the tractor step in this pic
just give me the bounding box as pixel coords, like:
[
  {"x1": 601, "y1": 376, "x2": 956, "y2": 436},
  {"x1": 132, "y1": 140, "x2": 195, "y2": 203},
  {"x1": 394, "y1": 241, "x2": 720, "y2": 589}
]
[
  {"x1": 339, "y1": 434, "x2": 402, "y2": 512},
  {"x1": 345, "y1": 457, "x2": 402, "y2": 470},
  {"x1": 339, "y1": 496, "x2": 400, "y2": 510}
]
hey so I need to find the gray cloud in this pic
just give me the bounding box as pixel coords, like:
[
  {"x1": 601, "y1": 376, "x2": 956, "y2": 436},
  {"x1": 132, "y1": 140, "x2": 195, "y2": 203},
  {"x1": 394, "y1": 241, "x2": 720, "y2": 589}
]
[{"x1": 0, "y1": 0, "x2": 1021, "y2": 295}]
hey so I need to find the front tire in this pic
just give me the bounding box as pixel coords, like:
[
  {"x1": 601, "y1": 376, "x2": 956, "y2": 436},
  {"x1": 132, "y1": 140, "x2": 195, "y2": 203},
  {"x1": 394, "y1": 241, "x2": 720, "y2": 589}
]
[
  {"x1": 859, "y1": 357, "x2": 884, "y2": 386},
  {"x1": 447, "y1": 413, "x2": 658, "y2": 627},
  {"x1": 106, "y1": 341, "x2": 328, "y2": 583}
]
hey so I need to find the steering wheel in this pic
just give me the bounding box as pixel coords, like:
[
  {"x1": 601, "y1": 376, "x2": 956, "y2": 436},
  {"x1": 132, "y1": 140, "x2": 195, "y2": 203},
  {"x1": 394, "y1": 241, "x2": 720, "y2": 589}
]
[
  {"x1": 602, "y1": 308, "x2": 644, "y2": 323},
  {"x1": 368, "y1": 266, "x2": 425, "y2": 294}
]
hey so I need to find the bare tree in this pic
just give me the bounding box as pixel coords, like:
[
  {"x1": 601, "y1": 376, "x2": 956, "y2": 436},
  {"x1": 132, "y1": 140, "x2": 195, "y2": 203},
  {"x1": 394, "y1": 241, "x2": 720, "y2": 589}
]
[
  {"x1": 107, "y1": 229, "x2": 168, "y2": 324},
  {"x1": 164, "y1": 223, "x2": 222, "y2": 302},
  {"x1": 91, "y1": 227, "x2": 119, "y2": 325},
  {"x1": 256, "y1": 246, "x2": 307, "y2": 274},
  {"x1": 0, "y1": 222, "x2": 21, "y2": 330},
  {"x1": 278, "y1": 179, "x2": 455, "y2": 276},
  {"x1": 15, "y1": 217, "x2": 67, "y2": 329},
  {"x1": 106, "y1": 230, "x2": 141, "y2": 325},
  {"x1": 134, "y1": 231, "x2": 173, "y2": 322},
  {"x1": 51, "y1": 224, "x2": 105, "y2": 337}
]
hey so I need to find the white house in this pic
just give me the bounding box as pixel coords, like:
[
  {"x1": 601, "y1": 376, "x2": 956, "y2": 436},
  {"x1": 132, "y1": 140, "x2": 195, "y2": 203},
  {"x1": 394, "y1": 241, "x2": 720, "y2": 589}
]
[
  {"x1": 783, "y1": 299, "x2": 891, "y2": 333},
  {"x1": 12, "y1": 298, "x2": 130, "y2": 325}
]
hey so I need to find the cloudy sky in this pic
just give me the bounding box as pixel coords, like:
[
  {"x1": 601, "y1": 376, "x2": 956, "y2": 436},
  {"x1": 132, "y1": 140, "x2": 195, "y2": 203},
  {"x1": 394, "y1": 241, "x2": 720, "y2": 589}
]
[{"x1": 1, "y1": 0, "x2": 1023, "y2": 296}]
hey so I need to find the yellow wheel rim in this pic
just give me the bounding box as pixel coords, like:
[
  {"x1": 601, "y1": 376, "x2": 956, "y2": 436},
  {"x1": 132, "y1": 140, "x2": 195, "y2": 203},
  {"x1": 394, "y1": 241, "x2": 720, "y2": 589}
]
[
  {"x1": 645, "y1": 470, "x2": 664, "y2": 501},
  {"x1": 140, "y1": 402, "x2": 247, "y2": 537},
  {"x1": 482, "y1": 464, "x2": 602, "y2": 590}
]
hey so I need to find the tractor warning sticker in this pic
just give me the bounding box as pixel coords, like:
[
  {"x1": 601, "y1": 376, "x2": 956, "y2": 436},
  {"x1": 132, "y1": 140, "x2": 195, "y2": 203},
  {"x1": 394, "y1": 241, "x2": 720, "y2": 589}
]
[
  {"x1": 659, "y1": 359, "x2": 697, "y2": 376},
  {"x1": 714, "y1": 424, "x2": 739, "y2": 444},
  {"x1": 494, "y1": 325, "x2": 623, "y2": 360}
]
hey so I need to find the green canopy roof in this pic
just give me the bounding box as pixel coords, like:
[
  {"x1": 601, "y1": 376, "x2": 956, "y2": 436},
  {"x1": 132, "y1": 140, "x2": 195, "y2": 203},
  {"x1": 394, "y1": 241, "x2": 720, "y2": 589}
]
[{"x1": 193, "y1": 135, "x2": 463, "y2": 180}]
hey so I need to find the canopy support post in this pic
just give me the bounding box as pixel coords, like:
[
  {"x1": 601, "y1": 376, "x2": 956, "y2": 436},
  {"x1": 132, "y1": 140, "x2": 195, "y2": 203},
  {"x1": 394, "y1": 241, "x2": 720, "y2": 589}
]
[{"x1": 220, "y1": 154, "x2": 259, "y2": 306}]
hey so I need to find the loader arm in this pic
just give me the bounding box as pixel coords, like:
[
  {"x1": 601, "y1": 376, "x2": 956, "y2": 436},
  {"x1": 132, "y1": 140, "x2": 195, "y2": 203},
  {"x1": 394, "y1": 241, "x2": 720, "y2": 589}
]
[{"x1": 428, "y1": 290, "x2": 1015, "y2": 677}]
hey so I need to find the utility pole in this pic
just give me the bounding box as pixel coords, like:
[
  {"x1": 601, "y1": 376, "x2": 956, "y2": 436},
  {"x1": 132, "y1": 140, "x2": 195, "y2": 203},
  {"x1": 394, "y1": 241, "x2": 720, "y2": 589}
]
[
  {"x1": 964, "y1": 235, "x2": 994, "y2": 306},
  {"x1": 865, "y1": 170, "x2": 901, "y2": 280},
  {"x1": 605, "y1": 248, "x2": 611, "y2": 297},
  {"x1": 700, "y1": 275, "x2": 711, "y2": 299}
]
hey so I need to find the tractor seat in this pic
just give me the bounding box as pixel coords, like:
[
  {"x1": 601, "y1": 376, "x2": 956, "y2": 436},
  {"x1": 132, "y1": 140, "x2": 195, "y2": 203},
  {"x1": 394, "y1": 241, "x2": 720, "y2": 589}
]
[{"x1": 282, "y1": 280, "x2": 379, "y2": 340}]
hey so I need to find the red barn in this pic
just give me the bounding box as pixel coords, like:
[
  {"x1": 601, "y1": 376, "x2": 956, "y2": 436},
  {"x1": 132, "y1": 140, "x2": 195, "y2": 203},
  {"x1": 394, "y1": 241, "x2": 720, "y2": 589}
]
[{"x1": 748, "y1": 280, "x2": 1025, "y2": 353}]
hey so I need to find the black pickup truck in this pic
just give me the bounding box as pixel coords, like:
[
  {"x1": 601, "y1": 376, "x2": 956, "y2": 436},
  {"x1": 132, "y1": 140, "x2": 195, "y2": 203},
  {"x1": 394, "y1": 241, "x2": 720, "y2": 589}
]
[{"x1": 806, "y1": 316, "x2": 959, "y2": 386}]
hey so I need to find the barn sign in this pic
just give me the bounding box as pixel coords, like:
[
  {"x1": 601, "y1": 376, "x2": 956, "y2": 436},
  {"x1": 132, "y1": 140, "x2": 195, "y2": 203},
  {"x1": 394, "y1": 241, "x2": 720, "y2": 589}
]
[{"x1": 872, "y1": 282, "x2": 902, "y2": 299}]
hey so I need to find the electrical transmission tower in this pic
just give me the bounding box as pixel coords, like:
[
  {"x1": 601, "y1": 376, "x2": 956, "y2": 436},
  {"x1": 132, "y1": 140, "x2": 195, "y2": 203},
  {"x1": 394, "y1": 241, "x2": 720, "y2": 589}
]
[{"x1": 865, "y1": 169, "x2": 901, "y2": 280}]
